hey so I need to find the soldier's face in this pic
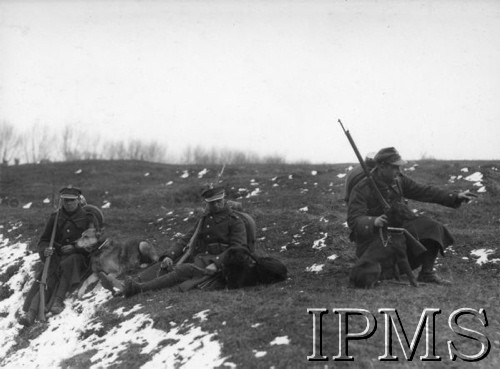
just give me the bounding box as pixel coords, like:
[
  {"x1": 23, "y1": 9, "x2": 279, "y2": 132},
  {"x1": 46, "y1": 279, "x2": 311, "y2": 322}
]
[
  {"x1": 379, "y1": 164, "x2": 400, "y2": 183},
  {"x1": 62, "y1": 198, "x2": 79, "y2": 212},
  {"x1": 207, "y1": 199, "x2": 225, "y2": 213}
]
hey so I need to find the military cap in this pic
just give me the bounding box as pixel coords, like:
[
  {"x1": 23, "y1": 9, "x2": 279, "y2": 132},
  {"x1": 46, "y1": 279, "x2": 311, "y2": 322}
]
[
  {"x1": 201, "y1": 186, "x2": 225, "y2": 202},
  {"x1": 374, "y1": 147, "x2": 407, "y2": 166},
  {"x1": 59, "y1": 185, "x2": 82, "y2": 199}
]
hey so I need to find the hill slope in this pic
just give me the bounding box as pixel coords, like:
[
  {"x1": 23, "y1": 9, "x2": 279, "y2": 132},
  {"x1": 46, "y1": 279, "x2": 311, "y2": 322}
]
[{"x1": 1, "y1": 160, "x2": 499, "y2": 368}]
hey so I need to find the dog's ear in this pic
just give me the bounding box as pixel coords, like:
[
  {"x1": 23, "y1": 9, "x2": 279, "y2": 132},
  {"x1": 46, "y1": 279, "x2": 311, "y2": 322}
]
[{"x1": 96, "y1": 227, "x2": 105, "y2": 240}]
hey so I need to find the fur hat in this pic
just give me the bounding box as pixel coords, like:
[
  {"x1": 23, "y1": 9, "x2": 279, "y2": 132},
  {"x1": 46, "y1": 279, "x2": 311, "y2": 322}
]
[{"x1": 374, "y1": 147, "x2": 407, "y2": 166}]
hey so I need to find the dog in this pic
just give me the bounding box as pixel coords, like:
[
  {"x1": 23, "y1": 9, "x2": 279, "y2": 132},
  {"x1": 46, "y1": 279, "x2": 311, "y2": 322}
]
[
  {"x1": 349, "y1": 230, "x2": 418, "y2": 289},
  {"x1": 75, "y1": 227, "x2": 160, "y2": 297}
]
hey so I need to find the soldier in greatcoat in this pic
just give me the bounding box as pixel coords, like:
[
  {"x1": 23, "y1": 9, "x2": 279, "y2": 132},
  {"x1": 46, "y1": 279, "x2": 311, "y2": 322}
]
[
  {"x1": 347, "y1": 147, "x2": 476, "y2": 285},
  {"x1": 18, "y1": 186, "x2": 96, "y2": 326},
  {"x1": 100, "y1": 186, "x2": 247, "y2": 297}
]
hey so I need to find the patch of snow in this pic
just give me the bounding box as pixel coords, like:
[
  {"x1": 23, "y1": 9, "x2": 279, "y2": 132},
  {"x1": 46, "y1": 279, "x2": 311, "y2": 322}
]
[
  {"x1": 0, "y1": 238, "x2": 227, "y2": 368},
  {"x1": 337, "y1": 173, "x2": 346, "y2": 179},
  {"x1": 464, "y1": 172, "x2": 483, "y2": 182},
  {"x1": 311, "y1": 170, "x2": 317, "y2": 176},
  {"x1": 144, "y1": 172, "x2": 150, "y2": 177},
  {"x1": 477, "y1": 186, "x2": 486, "y2": 193},
  {"x1": 470, "y1": 249, "x2": 500, "y2": 265},
  {"x1": 461, "y1": 168, "x2": 469, "y2": 173},
  {"x1": 75, "y1": 169, "x2": 82, "y2": 174},
  {"x1": 305, "y1": 264, "x2": 324, "y2": 273},
  {"x1": 347, "y1": 166, "x2": 353, "y2": 171},
  {"x1": 342, "y1": 222, "x2": 348, "y2": 228},
  {"x1": 102, "y1": 201, "x2": 111, "y2": 209},
  {"x1": 193, "y1": 309, "x2": 210, "y2": 322},
  {"x1": 166, "y1": 181, "x2": 173, "y2": 186},
  {"x1": 180, "y1": 170, "x2": 189, "y2": 178},
  {"x1": 270, "y1": 336, "x2": 290, "y2": 346},
  {"x1": 251, "y1": 323, "x2": 262, "y2": 328},
  {"x1": 115, "y1": 304, "x2": 144, "y2": 317},
  {"x1": 198, "y1": 168, "x2": 208, "y2": 178},
  {"x1": 43, "y1": 198, "x2": 50, "y2": 204},
  {"x1": 312, "y1": 233, "x2": 328, "y2": 250},
  {"x1": 247, "y1": 188, "x2": 261, "y2": 197},
  {"x1": 253, "y1": 350, "x2": 267, "y2": 358},
  {"x1": 23, "y1": 202, "x2": 32, "y2": 209},
  {"x1": 299, "y1": 206, "x2": 308, "y2": 212},
  {"x1": 327, "y1": 254, "x2": 338, "y2": 261}
]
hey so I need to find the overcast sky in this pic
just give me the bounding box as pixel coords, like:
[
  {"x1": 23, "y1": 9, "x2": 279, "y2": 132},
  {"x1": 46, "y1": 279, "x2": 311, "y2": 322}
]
[{"x1": 1, "y1": 0, "x2": 499, "y2": 163}]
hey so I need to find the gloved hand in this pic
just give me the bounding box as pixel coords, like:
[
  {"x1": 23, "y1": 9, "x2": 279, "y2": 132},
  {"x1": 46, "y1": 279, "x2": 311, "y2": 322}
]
[
  {"x1": 44, "y1": 247, "x2": 54, "y2": 257},
  {"x1": 160, "y1": 257, "x2": 174, "y2": 271},
  {"x1": 60, "y1": 244, "x2": 75, "y2": 255},
  {"x1": 374, "y1": 214, "x2": 388, "y2": 228}
]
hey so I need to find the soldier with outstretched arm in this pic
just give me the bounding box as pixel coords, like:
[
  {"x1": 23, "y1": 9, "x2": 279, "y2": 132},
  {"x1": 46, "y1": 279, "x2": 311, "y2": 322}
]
[{"x1": 347, "y1": 147, "x2": 476, "y2": 285}]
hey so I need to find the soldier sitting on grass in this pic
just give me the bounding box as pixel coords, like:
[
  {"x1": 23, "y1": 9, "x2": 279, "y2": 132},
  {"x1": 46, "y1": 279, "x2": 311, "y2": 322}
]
[
  {"x1": 100, "y1": 186, "x2": 248, "y2": 296},
  {"x1": 19, "y1": 186, "x2": 97, "y2": 326}
]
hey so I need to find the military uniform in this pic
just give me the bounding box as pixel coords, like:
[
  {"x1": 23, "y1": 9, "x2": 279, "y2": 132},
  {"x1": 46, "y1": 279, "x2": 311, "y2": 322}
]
[
  {"x1": 116, "y1": 187, "x2": 248, "y2": 296},
  {"x1": 348, "y1": 172, "x2": 461, "y2": 261},
  {"x1": 161, "y1": 204, "x2": 247, "y2": 269},
  {"x1": 20, "y1": 187, "x2": 94, "y2": 324},
  {"x1": 347, "y1": 147, "x2": 468, "y2": 285}
]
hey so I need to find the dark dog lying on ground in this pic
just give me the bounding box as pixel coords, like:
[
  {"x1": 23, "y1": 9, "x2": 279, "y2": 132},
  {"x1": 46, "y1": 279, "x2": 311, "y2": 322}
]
[
  {"x1": 349, "y1": 229, "x2": 418, "y2": 289},
  {"x1": 221, "y1": 246, "x2": 288, "y2": 289},
  {"x1": 75, "y1": 227, "x2": 159, "y2": 297}
]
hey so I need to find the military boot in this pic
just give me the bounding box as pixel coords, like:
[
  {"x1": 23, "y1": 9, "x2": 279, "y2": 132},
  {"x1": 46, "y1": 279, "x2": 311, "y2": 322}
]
[
  {"x1": 18, "y1": 309, "x2": 36, "y2": 326},
  {"x1": 50, "y1": 297, "x2": 65, "y2": 315},
  {"x1": 99, "y1": 272, "x2": 125, "y2": 295},
  {"x1": 124, "y1": 272, "x2": 181, "y2": 298},
  {"x1": 417, "y1": 247, "x2": 451, "y2": 285}
]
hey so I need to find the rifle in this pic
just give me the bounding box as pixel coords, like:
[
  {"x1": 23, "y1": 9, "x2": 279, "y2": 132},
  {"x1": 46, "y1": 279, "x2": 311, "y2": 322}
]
[
  {"x1": 39, "y1": 199, "x2": 61, "y2": 322},
  {"x1": 215, "y1": 164, "x2": 225, "y2": 185},
  {"x1": 175, "y1": 219, "x2": 203, "y2": 266},
  {"x1": 339, "y1": 119, "x2": 426, "y2": 255},
  {"x1": 173, "y1": 164, "x2": 226, "y2": 269},
  {"x1": 338, "y1": 119, "x2": 391, "y2": 211}
]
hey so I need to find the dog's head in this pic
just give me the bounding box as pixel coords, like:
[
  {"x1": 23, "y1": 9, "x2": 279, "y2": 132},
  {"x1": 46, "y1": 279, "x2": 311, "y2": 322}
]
[{"x1": 75, "y1": 227, "x2": 100, "y2": 252}]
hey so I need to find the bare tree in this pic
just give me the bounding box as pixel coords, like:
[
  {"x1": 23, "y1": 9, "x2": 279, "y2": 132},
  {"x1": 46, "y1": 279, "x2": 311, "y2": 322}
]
[
  {"x1": 21, "y1": 123, "x2": 57, "y2": 163},
  {"x1": 0, "y1": 121, "x2": 22, "y2": 165}
]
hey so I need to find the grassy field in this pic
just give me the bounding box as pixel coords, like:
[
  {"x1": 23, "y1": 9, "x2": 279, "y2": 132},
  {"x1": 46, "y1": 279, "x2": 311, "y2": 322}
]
[{"x1": 1, "y1": 159, "x2": 499, "y2": 368}]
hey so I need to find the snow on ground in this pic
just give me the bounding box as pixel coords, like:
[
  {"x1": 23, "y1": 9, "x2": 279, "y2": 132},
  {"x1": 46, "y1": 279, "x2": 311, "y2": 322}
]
[
  {"x1": 270, "y1": 336, "x2": 290, "y2": 345},
  {"x1": 470, "y1": 249, "x2": 500, "y2": 265},
  {"x1": 305, "y1": 264, "x2": 324, "y2": 273},
  {"x1": 0, "y1": 232, "x2": 227, "y2": 368},
  {"x1": 198, "y1": 168, "x2": 208, "y2": 178},
  {"x1": 312, "y1": 233, "x2": 328, "y2": 250}
]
